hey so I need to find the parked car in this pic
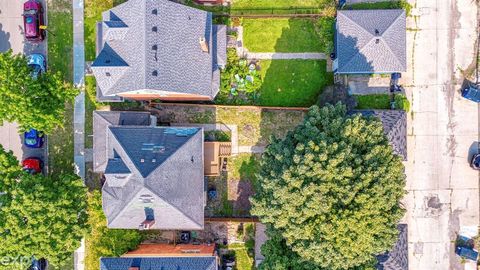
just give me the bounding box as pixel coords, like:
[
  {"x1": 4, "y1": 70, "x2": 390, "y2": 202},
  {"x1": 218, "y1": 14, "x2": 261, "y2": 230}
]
[
  {"x1": 29, "y1": 258, "x2": 48, "y2": 270},
  {"x1": 471, "y1": 153, "x2": 480, "y2": 170},
  {"x1": 456, "y1": 246, "x2": 479, "y2": 261},
  {"x1": 22, "y1": 0, "x2": 45, "y2": 42},
  {"x1": 22, "y1": 157, "x2": 43, "y2": 174},
  {"x1": 461, "y1": 82, "x2": 480, "y2": 102},
  {"x1": 27, "y1": 54, "x2": 46, "y2": 79},
  {"x1": 24, "y1": 129, "x2": 45, "y2": 148}
]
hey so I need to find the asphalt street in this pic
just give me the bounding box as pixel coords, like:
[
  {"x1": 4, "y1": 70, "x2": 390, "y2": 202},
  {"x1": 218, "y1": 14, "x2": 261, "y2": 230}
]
[
  {"x1": 0, "y1": 0, "x2": 47, "y2": 169},
  {"x1": 404, "y1": 1, "x2": 479, "y2": 269}
]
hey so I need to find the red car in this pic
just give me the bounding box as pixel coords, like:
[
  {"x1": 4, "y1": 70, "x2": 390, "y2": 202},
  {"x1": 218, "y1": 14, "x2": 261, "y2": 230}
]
[
  {"x1": 22, "y1": 0, "x2": 45, "y2": 42},
  {"x1": 22, "y1": 157, "x2": 43, "y2": 174}
]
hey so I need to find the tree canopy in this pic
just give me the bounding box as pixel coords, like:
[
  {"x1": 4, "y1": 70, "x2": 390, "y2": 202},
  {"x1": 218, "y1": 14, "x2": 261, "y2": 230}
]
[
  {"x1": 251, "y1": 104, "x2": 406, "y2": 270},
  {"x1": 0, "y1": 145, "x2": 88, "y2": 268},
  {"x1": 0, "y1": 50, "x2": 78, "y2": 134}
]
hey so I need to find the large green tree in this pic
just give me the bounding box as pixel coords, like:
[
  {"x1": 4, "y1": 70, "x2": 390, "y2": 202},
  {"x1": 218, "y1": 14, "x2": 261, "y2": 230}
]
[
  {"x1": 0, "y1": 146, "x2": 88, "y2": 268},
  {"x1": 251, "y1": 104, "x2": 406, "y2": 270},
  {"x1": 0, "y1": 50, "x2": 78, "y2": 133}
]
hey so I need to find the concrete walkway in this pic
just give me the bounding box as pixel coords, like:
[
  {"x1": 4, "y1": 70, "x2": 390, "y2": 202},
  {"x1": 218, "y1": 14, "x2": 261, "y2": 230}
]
[
  {"x1": 72, "y1": 0, "x2": 86, "y2": 269},
  {"x1": 73, "y1": 0, "x2": 85, "y2": 180}
]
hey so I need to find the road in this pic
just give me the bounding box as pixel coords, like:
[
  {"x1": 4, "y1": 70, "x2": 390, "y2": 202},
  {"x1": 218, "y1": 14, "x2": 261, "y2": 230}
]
[
  {"x1": 0, "y1": 0, "x2": 47, "y2": 167},
  {"x1": 404, "y1": 0, "x2": 479, "y2": 269}
]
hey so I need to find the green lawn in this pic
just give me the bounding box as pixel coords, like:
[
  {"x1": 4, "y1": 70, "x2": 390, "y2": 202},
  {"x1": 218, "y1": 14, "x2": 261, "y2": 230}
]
[
  {"x1": 243, "y1": 18, "x2": 322, "y2": 52},
  {"x1": 355, "y1": 94, "x2": 410, "y2": 112},
  {"x1": 258, "y1": 59, "x2": 333, "y2": 107},
  {"x1": 228, "y1": 243, "x2": 255, "y2": 270},
  {"x1": 47, "y1": 0, "x2": 75, "y2": 176},
  {"x1": 345, "y1": 0, "x2": 412, "y2": 16},
  {"x1": 233, "y1": 0, "x2": 329, "y2": 8}
]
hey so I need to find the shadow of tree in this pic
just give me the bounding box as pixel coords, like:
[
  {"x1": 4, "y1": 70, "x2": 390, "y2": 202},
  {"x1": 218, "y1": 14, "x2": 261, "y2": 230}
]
[{"x1": 0, "y1": 23, "x2": 11, "y2": 52}]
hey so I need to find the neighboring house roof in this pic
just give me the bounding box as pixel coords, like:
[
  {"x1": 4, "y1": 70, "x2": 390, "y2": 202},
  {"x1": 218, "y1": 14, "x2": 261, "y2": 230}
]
[
  {"x1": 353, "y1": 110, "x2": 407, "y2": 160},
  {"x1": 92, "y1": 0, "x2": 226, "y2": 101},
  {"x1": 100, "y1": 257, "x2": 217, "y2": 270},
  {"x1": 93, "y1": 111, "x2": 205, "y2": 230},
  {"x1": 336, "y1": 9, "x2": 406, "y2": 73},
  {"x1": 376, "y1": 224, "x2": 408, "y2": 270}
]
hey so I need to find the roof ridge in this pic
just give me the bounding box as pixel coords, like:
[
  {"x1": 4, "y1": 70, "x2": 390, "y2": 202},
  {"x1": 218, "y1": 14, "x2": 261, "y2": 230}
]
[{"x1": 380, "y1": 11, "x2": 406, "y2": 70}]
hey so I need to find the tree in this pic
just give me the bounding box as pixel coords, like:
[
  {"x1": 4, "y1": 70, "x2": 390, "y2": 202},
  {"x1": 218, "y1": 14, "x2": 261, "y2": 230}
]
[
  {"x1": 251, "y1": 104, "x2": 406, "y2": 270},
  {"x1": 0, "y1": 146, "x2": 88, "y2": 268},
  {"x1": 85, "y1": 191, "x2": 143, "y2": 270},
  {"x1": 0, "y1": 50, "x2": 78, "y2": 134}
]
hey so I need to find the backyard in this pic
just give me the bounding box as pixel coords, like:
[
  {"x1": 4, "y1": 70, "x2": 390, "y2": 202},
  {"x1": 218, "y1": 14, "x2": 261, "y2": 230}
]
[
  {"x1": 232, "y1": 0, "x2": 333, "y2": 8},
  {"x1": 242, "y1": 18, "x2": 334, "y2": 53}
]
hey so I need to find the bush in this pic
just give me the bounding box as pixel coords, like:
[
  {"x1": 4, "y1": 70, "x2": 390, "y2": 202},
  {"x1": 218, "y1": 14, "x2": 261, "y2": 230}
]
[{"x1": 85, "y1": 191, "x2": 144, "y2": 270}]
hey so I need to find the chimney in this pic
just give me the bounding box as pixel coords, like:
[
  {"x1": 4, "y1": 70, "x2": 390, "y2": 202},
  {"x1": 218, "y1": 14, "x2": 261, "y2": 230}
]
[
  {"x1": 139, "y1": 219, "x2": 155, "y2": 230},
  {"x1": 199, "y1": 37, "x2": 209, "y2": 53},
  {"x1": 129, "y1": 268, "x2": 139, "y2": 270}
]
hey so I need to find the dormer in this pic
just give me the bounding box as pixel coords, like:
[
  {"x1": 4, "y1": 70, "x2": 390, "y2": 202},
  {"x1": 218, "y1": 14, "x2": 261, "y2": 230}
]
[{"x1": 104, "y1": 158, "x2": 131, "y2": 187}]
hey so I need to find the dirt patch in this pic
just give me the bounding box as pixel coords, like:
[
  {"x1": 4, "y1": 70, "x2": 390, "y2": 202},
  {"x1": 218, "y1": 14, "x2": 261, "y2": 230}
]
[{"x1": 228, "y1": 179, "x2": 255, "y2": 216}]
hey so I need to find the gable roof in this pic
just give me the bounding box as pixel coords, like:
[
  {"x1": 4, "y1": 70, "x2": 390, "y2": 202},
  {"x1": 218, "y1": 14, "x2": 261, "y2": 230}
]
[
  {"x1": 376, "y1": 224, "x2": 408, "y2": 270},
  {"x1": 92, "y1": 0, "x2": 226, "y2": 100},
  {"x1": 93, "y1": 111, "x2": 205, "y2": 230},
  {"x1": 336, "y1": 9, "x2": 406, "y2": 73},
  {"x1": 353, "y1": 110, "x2": 407, "y2": 160},
  {"x1": 100, "y1": 257, "x2": 217, "y2": 270}
]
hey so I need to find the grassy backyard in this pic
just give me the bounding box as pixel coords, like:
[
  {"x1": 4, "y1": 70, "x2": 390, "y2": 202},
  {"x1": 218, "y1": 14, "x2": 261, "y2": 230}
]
[
  {"x1": 156, "y1": 104, "x2": 306, "y2": 146},
  {"x1": 242, "y1": 18, "x2": 323, "y2": 52},
  {"x1": 345, "y1": 0, "x2": 412, "y2": 16},
  {"x1": 258, "y1": 59, "x2": 333, "y2": 107},
  {"x1": 47, "y1": 0, "x2": 75, "y2": 176},
  {"x1": 232, "y1": 0, "x2": 332, "y2": 8}
]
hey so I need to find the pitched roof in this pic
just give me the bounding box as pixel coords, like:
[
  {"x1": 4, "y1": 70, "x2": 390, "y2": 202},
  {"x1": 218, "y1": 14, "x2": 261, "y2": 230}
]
[
  {"x1": 336, "y1": 9, "x2": 406, "y2": 73},
  {"x1": 94, "y1": 111, "x2": 151, "y2": 172},
  {"x1": 92, "y1": 0, "x2": 226, "y2": 100},
  {"x1": 376, "y1": 224, "x2": 408, "y2": 270},
  {"x1": 100, "y1": 257, "x2": 217, "y2": 270},
  {"x1": 93, "y1": 111, "x2": 205, "y2": 230},
  {"x1": 353, "y1": 110, "x2": 407, "y2": 160}
]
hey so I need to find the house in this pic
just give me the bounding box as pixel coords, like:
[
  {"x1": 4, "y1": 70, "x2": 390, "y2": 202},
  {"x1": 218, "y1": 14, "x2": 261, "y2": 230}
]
[
  {"x1": 334, "y1": 9, "x2": 406, "y2": 74},
  {"x1": 376, "y1": 224, "x2": 408, "y2": 270},
  {"x1": 101, "y1": 243, "x2": 218, "y2": 270},
  {"x1": 352, "y1": 110, "x2": 407, "y2": 160},
  {"x1": 93, "y1": 111, "x2": 205, "y2": 230},
  {"x1": 92, "y1": 0, "x2": 227, "y2": 102}
]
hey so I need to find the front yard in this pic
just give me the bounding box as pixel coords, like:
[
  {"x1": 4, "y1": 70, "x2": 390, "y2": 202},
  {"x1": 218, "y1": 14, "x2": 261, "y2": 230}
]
[
  {"x1": 232, "y1": 0, "x2": 331, "y2": 8},
  {"x1": 47, "y1": 0, "x2": 75, "y2": 176}
]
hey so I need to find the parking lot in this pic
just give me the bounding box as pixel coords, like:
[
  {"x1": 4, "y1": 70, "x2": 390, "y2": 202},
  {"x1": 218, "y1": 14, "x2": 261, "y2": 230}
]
[{"x1": 0, "y1": 0, "x2": 47, "y2": 169}]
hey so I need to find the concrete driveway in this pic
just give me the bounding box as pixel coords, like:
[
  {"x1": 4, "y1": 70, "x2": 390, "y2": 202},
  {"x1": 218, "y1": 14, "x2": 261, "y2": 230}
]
[
  {"x1": 403, "y1": 0, "x2": 479, "y2": 269},
  {"x1": 0, "y1": 0, "x2": 47, "y2": 168}
]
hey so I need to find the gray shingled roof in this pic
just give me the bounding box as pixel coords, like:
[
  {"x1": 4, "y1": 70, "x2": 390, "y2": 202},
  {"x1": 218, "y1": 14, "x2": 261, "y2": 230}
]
[
  {"x1": 353, "y1": 110, "x2": 407, "y2": 160},
  {"x1": 100, "y1": 257, "x2": 217, "y2": 270},
  {"x1": 93, "y1": 111, "x2": 205, "y2": 230},
  {"x1": 376, "y1": 224, "x2": 408, "y2": 270},
  {"x1": 91, "y1": 0, "x2": 226, "y2": 101},
  {"x1": 336, "y1": 9, "x2": 406, "y2": 73}
]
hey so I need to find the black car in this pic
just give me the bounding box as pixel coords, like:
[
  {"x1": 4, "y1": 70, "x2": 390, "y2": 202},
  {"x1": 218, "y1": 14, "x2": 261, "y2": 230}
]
[
  {"x1": 29, "y1": 258, "x2": 48, "y2": 270},
  {"x1": 471, "y1": 153, "x2": 480, "y2": 169}
]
